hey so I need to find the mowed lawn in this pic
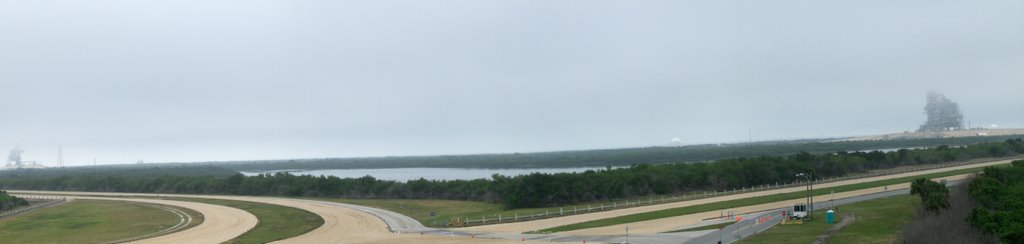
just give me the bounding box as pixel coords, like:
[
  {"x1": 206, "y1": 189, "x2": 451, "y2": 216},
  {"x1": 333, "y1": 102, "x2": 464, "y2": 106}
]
[
  {"x1": 0, "y1": 200, "x2": 185, "y2": 243},
  {"x1": 740, "y1": 194, "x2": 919, "y2": 244},
  {"x1": 159, "y1": 198, "x2": 323, "y2": 244}
]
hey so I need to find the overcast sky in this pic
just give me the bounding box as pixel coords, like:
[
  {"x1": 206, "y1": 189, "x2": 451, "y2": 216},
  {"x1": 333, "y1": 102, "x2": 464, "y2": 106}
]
[{"x1": 1, "y1": 0, "x2": 1022, "y2": 165}]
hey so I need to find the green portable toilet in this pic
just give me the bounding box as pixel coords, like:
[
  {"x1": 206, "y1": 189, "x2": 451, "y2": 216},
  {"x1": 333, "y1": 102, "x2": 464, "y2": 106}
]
[{"x1": 826, "y1": 210, "x2": 835, "y2": 224}]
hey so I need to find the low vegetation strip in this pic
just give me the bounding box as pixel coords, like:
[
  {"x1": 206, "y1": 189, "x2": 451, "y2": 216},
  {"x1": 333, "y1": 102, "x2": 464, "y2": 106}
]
[
  {"x1": 0, "y1": 190, "x2": 28, "y2": 211},
  {"x1": 0, "y1": 200, "x2": 186, "y2": 244},
  {"x1": 0, "y1": 196, "x2": 65, "y2": 220},
  {"x1": 158, "y1": 197, "x2": 323, "y2": 244},
  {"x1": 538, "y1": 166, "x2": 992, "y2": 233}
]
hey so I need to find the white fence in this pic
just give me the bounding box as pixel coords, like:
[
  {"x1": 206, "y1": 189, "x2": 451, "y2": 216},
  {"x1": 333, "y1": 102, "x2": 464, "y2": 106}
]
[
  {"x1": 460, "y1": 156, "x2": 1019, "y2": 227},
  {"x1": 0, "y1": 195, "x2": 68, "y2": 219}
]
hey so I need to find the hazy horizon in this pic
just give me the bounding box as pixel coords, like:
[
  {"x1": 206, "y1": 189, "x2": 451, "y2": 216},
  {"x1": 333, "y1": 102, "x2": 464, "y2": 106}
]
[{"x1": 2, "y1": 1, "x2": 1022, "y2": 165}]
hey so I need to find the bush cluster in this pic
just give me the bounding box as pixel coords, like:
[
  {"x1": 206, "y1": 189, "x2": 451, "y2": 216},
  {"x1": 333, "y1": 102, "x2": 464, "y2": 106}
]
[{"x1": 968, "y1": 159, "x2": 1024, "y2": 243}]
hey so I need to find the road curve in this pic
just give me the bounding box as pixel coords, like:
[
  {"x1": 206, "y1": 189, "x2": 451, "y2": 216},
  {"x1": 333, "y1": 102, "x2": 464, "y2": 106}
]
[
  {"x1": 8, "y1": 191, "x2": 528, "y2": 243},
  {"x1": 9, "y1": 194, "x2": 258, "y2": 244}
]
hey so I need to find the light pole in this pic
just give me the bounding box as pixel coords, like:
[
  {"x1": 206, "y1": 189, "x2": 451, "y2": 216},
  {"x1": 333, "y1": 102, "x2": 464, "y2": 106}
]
[
  {"x1": 796, "y1": 172, "x2": 813, "y2": 220},
  {"x1": 809, "y1": 172, "x2": 813, "y2": 220}
]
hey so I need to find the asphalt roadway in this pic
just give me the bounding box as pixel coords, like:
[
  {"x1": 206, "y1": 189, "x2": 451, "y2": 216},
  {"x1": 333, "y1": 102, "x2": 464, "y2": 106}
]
[
  {"x1": 686, "y1": 179, "x2": 965, "y2": 244},
  {"x1": 327, "y1": 181, "x2": 940, "y2": 244}
]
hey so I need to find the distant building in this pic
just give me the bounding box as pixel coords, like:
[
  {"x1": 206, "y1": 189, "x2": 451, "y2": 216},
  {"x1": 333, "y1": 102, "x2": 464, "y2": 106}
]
[
  {"x1": 3, "y1": 147, "x2": 47, "y2": 170},
  {"x1": 918, "y1": 92, "x2": 964, "y2": 132}
]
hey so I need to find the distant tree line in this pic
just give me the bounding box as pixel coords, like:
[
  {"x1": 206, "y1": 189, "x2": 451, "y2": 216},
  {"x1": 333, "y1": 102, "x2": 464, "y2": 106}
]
[
  {"x1": 0, "y1": 191, "x2": 28, "y2": 211},
  {"x1": 214, "y1": 136, "x2": 1024, "y2": 170},
  {"x1": 968, "y1": 159, "x2": 1024, "y2": 243},
  {"x1": 0, "y1": 139, "x2": 1021, "y2": 209}
]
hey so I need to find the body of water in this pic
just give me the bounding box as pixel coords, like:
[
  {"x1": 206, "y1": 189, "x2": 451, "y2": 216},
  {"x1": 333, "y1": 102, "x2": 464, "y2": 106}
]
[{"x1": 240, "y1": 167, "x2": 609, "y2": 181}]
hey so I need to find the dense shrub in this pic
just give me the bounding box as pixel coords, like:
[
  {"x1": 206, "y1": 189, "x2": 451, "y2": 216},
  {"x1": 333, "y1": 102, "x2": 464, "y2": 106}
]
[
  {"x1": 968, "y1": 160, "x2": 1024, "y2": 243},
  {"x1": 903, "y1": 180, "x2": 998, "y2": 244},
  {"x1": 910, "y1": 178, "x2": 950, "y2": 214},
  {"x1": 0, "y1": 191, "x2": 28, "y2": 211}
]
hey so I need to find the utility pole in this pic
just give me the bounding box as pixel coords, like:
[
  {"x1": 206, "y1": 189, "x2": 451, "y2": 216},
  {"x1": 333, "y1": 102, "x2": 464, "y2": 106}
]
[
  {"x1": 797, "y1": 172, "x2": 813, "y2": 220},
  {"x1": 806, "y1": 175, "x2": 810, "y2": 218},
  {"x1": 58, "y1": 146, "x2": 63, "y2": 167},
  {"x1": 809, "y1": 172, "x2": 814, "y2": 220},
  {"x1": 830, "y1": 190, "x2": 834, "y2": 210}
]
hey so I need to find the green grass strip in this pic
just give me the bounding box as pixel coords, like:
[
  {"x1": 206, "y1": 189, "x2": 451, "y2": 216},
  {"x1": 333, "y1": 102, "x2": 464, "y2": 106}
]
[
  {"x1": 537, "y1": 166, "x2": 989, "y2": 233},
  {"x1": 666, "y1": 221, "x2": 736, "y2": 233},
  {"x1": 739, "y1": 193, "x2": 919, "y2": 243},
  {"x1": 0, "y1": 200, "x2": 186, "y2": 243},
  {"x1": 159, "y1": 197, "x2": 323, "y2": 244}
]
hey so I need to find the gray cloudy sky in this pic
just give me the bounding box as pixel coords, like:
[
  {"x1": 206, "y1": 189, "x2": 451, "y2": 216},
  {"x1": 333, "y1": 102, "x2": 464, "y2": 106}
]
[{"x1": 1, "y1": 0, "x2": 1022, "y2": 165}]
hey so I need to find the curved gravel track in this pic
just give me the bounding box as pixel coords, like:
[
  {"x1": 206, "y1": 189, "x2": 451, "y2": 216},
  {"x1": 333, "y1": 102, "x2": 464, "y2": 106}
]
[
  {"x1": 8, "y1": 195, "x2": 258, "y2": 244},
  {"x1": 8, "y1": 191, "x2": 525, "y2": 243}
]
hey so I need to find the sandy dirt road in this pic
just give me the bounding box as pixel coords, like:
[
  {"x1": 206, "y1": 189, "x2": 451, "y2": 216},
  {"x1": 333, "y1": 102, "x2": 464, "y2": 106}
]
[
  {"x1": 457, "y1": 158, "x2": 1015, "y2": 233},
  {"x1": 8, "y1": 191, "x2": 533, "y2": 244},
  {"x1": 7, "y1": 195, "x2": 258, "y2": 244}
]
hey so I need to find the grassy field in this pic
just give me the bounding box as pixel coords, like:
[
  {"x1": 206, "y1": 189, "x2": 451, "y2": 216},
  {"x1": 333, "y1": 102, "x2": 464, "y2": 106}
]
[
  {"x1": 158, "y1": 197, "x2": 323, "y2": 244},
  {"x1": 537, "y1": 166, "x2": 985, "y2": 233},
  {"x1": 0, "y1": 200, "x2": 190, "y2": 243},
  {"x1": 740, "y1": 193, "x2": 919, "y2": 244},
  {"x1": 739, "y1": 214, "x2": 833, "y2": 244}
]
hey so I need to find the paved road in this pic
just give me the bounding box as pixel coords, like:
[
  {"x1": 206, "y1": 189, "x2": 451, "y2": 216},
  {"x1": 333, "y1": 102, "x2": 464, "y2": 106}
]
[
  {"x1": 458, "y1": 158, "x2": 1012, "y2": 235},
  {"x1": 686, "y1": 178, "x2": 967, "y2": 244}
]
